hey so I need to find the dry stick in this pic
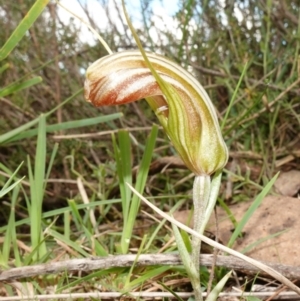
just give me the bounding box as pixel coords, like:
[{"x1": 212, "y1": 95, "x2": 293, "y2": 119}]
[
  {"x1": 0, "y1": 291, "x2": 299, "y2": 301},
  {"x1": 265, "y1": 284, "x2": 293, "y2": 301},
  {"x1": 1, "y1": 254, "x2": 300, "y2": 282},
  {"x1": 126, "y1": 183, "x2": 300, "y2": 295}
]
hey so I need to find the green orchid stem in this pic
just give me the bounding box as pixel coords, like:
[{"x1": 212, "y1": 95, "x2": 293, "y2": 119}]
[
  {"x1": 191, "y1": 174, "x2": 211, "y2": 301},
  {"x1": 172, "y1": 223, "x2": 203, "y2": 301},
  {"x1": 200, "y1": 170, "x2": 222, "y2": 235},
  {"x1": 190, "y1": 171, "x2": 222, "y2": 301}
]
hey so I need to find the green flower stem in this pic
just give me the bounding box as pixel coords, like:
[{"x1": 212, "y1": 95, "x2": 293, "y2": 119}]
[
  {"x1": 172, "y1": 224, "x2": 202, "y2": 301},
  {"x1": 191, "y1": 174, "x2": 211, "y2": 301},
  {"x1": 199, "y1": 170, "x2": 222, "y2": 235},
  {"x1": 189, "y1": 171, "x2": 222, "y2": 301}
]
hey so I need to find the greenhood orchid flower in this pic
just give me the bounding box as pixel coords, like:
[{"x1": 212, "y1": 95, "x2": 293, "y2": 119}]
[{"x1": 84, "y1": 50, "x2": 228, "y2": 175}]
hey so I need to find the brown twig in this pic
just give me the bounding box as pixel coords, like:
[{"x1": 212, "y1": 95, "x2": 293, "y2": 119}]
[
  {"x1": 1, "y1": 254, "x2": 300, "y2": 281},
  {"x1": 0, "y1": 291, "x2": 300, "y2": 300}
]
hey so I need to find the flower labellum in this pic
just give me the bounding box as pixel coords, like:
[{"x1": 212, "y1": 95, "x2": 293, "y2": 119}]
[{"x1": 84, "y1": 50, "x2": 228, "y2": 175}]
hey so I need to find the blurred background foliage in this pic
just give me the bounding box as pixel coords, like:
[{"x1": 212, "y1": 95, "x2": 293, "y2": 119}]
[{"x1": 0, "y1": 0, "x2": 299, "y2": 214}]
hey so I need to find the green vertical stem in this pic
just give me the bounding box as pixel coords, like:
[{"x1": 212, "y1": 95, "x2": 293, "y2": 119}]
[
  {"x1": 191, "y1": 174, "x2": 211, "y2": 301},
  {"x1": 173, "y1": 223, "x2": 203, "y2": 301},
  {"x1": 200, "y1": 171, "x2": 222, "y2": 235}
]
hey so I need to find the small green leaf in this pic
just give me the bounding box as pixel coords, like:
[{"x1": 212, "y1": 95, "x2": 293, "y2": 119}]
[{"x1": 206, "y1": 271, "x2": 232, "y2": 301}]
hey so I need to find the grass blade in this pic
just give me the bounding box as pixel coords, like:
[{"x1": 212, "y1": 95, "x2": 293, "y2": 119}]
[
  {"x1": 0, "y1": 199, "x2": 122, "y2": 233},
  {"x1": 0, "y1": 89, "x2": 84, "y2": 145},
  {"x1": 0, "y1": 118, "x2": 40, "y2": 145},
  {"x1": 112, "y1": 130, "x2": 132, "y2": 253},
  {"x1": 131, "y1": 125, "x2": 158, "y2": 217},
  {"x1": 0, "y1": 186, "x2": 21, "y2": 267},
  {"x1": 34, "y1": 114, "x2": 46, "y2": 214},
  {"x1": 0, "y1": 0, "x2": 50, "y2": 61},
  {"x1": 0, "y1": 177, "x2": 24, "y2": 198},
  {"x1": 126, "y1": 266, "x2": 170, "y2": 289},
  {"x1": 0, "y1": 63, "x2": 10, "y2": 74},
  {"x1": 82, "y1": 225, "x2": 107, "y2": 256},
  {"x1": 116, "y1": 130, "x2": 132, "y2": 224},
  {"x1": 68, "y1": 199, "x2": 83, "y2": 230},
  {"x1": 0, "y1": 162, "x2": 24, "y2": 197},
  {"x1": 0, "y1": 77, "x2": 42, "y2": 97},
  {"x1": 46, "y1": 229, "x2": 90, "y2": 257},
  {"x1": 206, "y1": 271, "x2": 232, "y2": 301},
  {"x1": 10, "y1": 187, "x2": 22, "y2": 267},
  {"x1": 44, "y1": 143, "x2": 59, "y2": 185},
  {"x1": 121, "y1": 125, "x2": 158, "y2": 254},
  {"x1": 29, "y1": 114, "x2": 47, "y2": 260},
  {"x1": 9, "y1": 114, "x2": 123, "y2": 142},
  {"x1": 221, "y1": 60, "x2": 250, "y2": 130}
]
